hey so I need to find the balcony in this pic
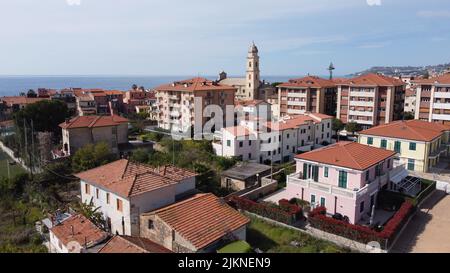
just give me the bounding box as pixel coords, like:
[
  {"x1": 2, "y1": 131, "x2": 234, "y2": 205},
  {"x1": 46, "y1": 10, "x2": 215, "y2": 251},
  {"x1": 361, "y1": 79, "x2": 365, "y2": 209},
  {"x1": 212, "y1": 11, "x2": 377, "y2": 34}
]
[
  {"x1": 169, "y1": 95, "x2": 180, "y2": 101},
  {"x1": 349, "y1": 110, "x2": 374, "y2": 117},
  {"x1": 434, "y1": 92, "x2": 450, "y2": 99},
  {"x1": 349, "y1": 91, "x2": 375, "y2": 97},
  {"x1": 287, "y1": 100, "x2": 306, "y2": 106},
  {"x1": 429, "y1": 144, "x2": 448, "y2": 158},
  {"x1": 349, "y1": 100, "x2": 373, "y2": 107},
  {"x1": 287, "y1": 173, "x2": 359, "y2": 199},
  {"x1": 433, "y1": 103, "x2": 450, "y2": 110},
  {"x1": 432, "y1": 114, "x2": 450, "y2": 121}
]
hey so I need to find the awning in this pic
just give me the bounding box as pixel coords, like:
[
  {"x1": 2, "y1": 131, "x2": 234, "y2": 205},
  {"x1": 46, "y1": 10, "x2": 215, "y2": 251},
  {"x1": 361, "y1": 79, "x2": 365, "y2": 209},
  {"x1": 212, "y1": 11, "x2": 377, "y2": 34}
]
[{"x1": 391, "y1": 168, "x2": 408, "y2": 184}]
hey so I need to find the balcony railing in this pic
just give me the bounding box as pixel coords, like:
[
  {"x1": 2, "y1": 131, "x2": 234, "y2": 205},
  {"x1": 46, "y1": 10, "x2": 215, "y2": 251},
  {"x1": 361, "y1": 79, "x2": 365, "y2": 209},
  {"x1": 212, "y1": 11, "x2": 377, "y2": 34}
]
[
  {"x1": 429, "y1": 144, "x2": 448, "y2": 158},
  {"x1": 288, "y1": 171, "x2": 390, "y2": 200}
]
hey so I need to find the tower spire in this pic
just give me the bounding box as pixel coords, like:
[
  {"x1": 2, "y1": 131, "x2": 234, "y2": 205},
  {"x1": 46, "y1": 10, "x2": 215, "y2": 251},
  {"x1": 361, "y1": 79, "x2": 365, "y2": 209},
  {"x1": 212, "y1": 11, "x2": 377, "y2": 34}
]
[{"x1": 328, "y1": 62, "x2": 335, "y2": 80}]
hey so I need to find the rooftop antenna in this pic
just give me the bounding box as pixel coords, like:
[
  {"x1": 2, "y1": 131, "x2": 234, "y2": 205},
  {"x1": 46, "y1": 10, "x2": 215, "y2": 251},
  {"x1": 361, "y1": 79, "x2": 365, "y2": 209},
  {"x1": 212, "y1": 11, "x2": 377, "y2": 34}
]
[{"x1": 328, "y1": 62, "x2": 335, "y2": 80}]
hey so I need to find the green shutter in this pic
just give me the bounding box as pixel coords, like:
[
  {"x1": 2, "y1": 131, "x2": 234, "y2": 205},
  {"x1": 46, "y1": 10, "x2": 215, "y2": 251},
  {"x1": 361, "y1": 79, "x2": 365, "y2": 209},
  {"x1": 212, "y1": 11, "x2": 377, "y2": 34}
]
[
  {"x1": 395, "y1": 141, "x2": 401, "y2": 153},
  {"x1": 338, "y1": 171, "x2": 347, "y2": 188},
  {"x1": 303, "y1": 163, "x2": 308, "y2": 179}
]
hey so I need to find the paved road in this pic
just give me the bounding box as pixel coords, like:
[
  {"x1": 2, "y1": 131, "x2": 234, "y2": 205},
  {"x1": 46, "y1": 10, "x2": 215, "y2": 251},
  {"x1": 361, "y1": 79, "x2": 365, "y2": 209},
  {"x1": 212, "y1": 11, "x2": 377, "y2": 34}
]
[{"x1": 392, "y1": 191, "x2": 450, "y2": 253}]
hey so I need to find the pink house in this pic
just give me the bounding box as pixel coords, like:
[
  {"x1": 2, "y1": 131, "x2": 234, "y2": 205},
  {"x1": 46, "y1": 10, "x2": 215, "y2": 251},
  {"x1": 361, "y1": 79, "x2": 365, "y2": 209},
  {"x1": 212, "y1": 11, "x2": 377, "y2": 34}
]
[{"x1": 286, "y1": 141, "x2": 396, "y2": 224}]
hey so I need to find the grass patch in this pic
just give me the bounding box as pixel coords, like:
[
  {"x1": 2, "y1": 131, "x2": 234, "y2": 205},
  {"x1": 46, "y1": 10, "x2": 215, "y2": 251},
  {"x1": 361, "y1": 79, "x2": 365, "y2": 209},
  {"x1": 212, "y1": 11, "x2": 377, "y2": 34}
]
[
  {"x1": 217, "y1": 240, "x2": 252, "y2": 253},
  {"x1": 0, "y1": 151, "x2": 25, "y2": 179},
  {"x1": 247, "y1": 216, "x2": 350, "y2": 253}
]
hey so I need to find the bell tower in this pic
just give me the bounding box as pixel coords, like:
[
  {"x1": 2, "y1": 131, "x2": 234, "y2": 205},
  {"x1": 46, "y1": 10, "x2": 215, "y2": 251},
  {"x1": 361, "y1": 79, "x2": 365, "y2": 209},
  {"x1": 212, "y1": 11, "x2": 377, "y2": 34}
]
[{"x1": 246, "y1": 42, "x2": 261, "y2": 100}]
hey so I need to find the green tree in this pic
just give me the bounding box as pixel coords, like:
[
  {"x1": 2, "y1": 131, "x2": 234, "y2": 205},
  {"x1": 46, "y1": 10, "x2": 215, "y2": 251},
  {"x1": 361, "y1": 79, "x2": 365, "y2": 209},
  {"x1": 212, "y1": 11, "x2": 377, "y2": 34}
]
[
  {"x1": 72, "y1": 142, "x2": 115, "y2": 173},
  {"x1": 403, "y1": 112, "x2": 415, "y2": 120},
  {"x1": 332, "y1": 118, "x2": 344, "y2": 140},
  {"x1": 74, "y1": 197, "x2": 106, "y2": 230},
  {"x1": 345, "y1": 122, "x2": 362, "y2": 135},
  {"x1": 13, "y1": 100, "x2": 69, "y2": 142},
  {"x1": 27, "y1": 89, "x2": 37, "y2": 98},
  {"x1": 130, "y1": 148, "x2": 150, "y2": 163}
]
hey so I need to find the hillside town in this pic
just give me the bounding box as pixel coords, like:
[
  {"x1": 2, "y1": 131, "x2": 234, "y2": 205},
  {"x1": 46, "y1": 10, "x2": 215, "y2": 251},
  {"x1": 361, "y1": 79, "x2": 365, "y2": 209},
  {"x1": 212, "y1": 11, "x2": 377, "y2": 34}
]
[{"x1": 1, "y1": 42, "x2": 450, "y2": 255}]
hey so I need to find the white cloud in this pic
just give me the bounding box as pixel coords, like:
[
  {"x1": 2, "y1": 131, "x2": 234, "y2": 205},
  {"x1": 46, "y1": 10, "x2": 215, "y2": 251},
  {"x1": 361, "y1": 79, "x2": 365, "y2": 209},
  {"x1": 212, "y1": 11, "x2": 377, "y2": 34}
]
[
  {"x1": 417, "y1": 10, "x2": 450, "y2": 18},
  {"x1": 66, "y1": 0, "x2": 81, "y2": 6},
  {"x1": 366, "y1": 0, "x2": 382, "y2": 6}
]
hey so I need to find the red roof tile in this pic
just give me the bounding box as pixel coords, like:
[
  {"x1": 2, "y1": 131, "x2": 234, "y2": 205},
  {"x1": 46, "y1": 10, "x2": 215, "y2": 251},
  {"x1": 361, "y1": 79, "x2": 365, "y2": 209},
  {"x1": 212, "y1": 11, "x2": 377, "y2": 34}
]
[
  {"x1": 336, "y1": 73, "x2": 404, "y2": 86},
  {"x1": 414, "y1": 73, "x2": 450, "y2": 85},
  {"x1": 0, "y1": 96, "x2": 49, "y2": 106},
  {"x1": 75, "y1": 159, "x2": 197, "y2": 198},
  {"x1": 148, "y1": 193, "x2": 249, "y2": 250},
  {"x1": 266, "y1": 113, "x2": 332, "y2": 131},
  {"x1": 360, "y1": 120, "x2": 450, "y2": 142},
  {"x1": 277, "y1": 76, "x2": 336, "y2": 88},
  {"x1": 98, "y1": 235, "x2": 172, "y2": 253},
  {"x1": 296, "y1": 141, "x2": 396, "y2": 171},
  {"x1": 155, "y1": 77, "x2": 236, "y2": 92},
  {"x1": 50, "y1": 214, "x2": 108, "y2": 250},
  {"x1": 59, "y1": 115, "x2": 128, "y2": 129}
]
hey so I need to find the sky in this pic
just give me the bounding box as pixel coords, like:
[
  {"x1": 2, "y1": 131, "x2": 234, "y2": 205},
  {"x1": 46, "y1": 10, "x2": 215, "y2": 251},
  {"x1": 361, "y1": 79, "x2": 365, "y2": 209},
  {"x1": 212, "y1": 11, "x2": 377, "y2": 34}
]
[{"x1": 0, "y1": 0, "x2": 450, "y2": 76}]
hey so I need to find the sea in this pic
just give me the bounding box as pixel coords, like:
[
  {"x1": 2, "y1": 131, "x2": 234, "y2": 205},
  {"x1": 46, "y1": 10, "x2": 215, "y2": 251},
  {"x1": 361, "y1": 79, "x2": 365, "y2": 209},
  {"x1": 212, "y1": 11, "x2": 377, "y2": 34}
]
[{"x1": 0, "y1": 75, "x2": 304, "y2": 96}]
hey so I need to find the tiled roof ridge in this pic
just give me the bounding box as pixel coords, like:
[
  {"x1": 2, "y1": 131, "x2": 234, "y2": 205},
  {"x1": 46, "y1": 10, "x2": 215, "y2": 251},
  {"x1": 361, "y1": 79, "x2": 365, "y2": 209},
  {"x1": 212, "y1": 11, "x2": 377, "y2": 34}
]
[
  {"x1": 77, "y1": 159, "x2": 128, "y2": 178},
  {"x1": 341, "y1": 143, "x2": 364, "y2": 170},
  {"x1": 88, "y1": 116, "x2": 103, "y2": 128},
  {"x1": 151, "y1": 193, "x2": 209, "y2": 215}
]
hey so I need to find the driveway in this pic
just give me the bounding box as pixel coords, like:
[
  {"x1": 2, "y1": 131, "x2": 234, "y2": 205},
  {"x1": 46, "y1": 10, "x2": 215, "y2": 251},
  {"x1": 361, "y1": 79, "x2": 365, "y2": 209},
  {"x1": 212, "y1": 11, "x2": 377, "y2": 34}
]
[{"x1": 392, "y1": 191, "x2": 450, "y2": 253}]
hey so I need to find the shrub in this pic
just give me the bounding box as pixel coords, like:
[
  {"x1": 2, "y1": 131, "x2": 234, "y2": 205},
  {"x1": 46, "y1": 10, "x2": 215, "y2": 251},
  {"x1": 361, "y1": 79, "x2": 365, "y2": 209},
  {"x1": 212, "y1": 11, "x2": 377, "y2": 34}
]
[
  {"x1": 227, "y1": 196, "x2": 302, "y2": 225},
  {"x1": 307, "y1": 201, "x2": 415, "y2": 248}
]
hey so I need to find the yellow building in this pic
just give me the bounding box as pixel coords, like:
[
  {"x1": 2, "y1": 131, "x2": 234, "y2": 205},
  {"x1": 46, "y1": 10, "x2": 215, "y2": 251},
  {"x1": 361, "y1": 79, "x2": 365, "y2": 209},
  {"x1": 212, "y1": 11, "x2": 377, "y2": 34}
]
[{"x1": 358, "y1": 120, "x2": 450, "y2": 173}]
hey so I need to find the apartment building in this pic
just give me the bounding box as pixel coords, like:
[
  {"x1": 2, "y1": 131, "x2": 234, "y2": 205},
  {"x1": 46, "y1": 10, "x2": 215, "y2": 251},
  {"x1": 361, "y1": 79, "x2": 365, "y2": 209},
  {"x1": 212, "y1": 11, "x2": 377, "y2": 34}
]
[
  {"x1": 212, "y1": 113, "x2": 333, "y2": 164},
  {"x1": 155, "y1": 77, "x2": 236, "y2": 133},
  {"x1": 123, "y1": 88, "x2": 154, "y2": 114},
  {"x1": 336, "y1": 73, "x2": 405, "y2": 128},
  {"x1": 59, "y1": 115, "x2": 129, "y2": 156},
  {"x1": 404, "y1": 87, "x2": 417, "y2": 114},
  {"x1": 358, "y1": 120, "x2": 450, "y2": 172},
  {"x1": 74, "y1": 91, "x2": 97, "y2": 116},
  {"x1": 277, "y1": 76, "x2": 337, "y2": 117},
  {"x1": 414, "y1": 73, "x2": 450, "y2": 124},
  {"x1": 286, "y1": 142, "x2": 397, "y2": 224},
  {"x1": 75, "y1": 159, "x2": 197, "y2": 237},
  {"x1": 140, "y1": 193, "x2": 249, "y2": 253}
]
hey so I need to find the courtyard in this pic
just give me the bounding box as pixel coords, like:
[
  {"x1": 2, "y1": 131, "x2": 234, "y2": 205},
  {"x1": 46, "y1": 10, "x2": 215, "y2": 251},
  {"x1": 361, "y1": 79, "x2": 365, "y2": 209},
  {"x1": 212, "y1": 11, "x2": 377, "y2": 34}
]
[{"x1": 392, "y1": 191, "x2": 450, "y2": 253}]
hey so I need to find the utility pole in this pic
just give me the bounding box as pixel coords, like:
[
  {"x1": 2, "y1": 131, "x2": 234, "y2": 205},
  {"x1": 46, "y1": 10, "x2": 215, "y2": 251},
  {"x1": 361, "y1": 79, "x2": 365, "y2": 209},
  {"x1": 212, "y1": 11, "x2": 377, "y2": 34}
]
[
  {"x1": 6, "y1": 160, "x2": 10, "y2": 180},
  {"x1": 31, "y1": 119, "x2": 36, "y2": 174}
]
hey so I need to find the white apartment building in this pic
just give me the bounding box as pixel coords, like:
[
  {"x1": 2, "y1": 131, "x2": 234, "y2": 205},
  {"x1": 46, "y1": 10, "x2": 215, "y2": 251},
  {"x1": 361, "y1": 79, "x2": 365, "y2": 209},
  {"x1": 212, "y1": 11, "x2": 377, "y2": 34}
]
[
  {"x1": 414, "y1": 73, "x2": 450, "y2": 124},
  {"x1": 75, "y1": 159, "x2": 197, "y2": 237},
  {"x1": 213, "y1": 113, "x2": 333, "y2": 164}
]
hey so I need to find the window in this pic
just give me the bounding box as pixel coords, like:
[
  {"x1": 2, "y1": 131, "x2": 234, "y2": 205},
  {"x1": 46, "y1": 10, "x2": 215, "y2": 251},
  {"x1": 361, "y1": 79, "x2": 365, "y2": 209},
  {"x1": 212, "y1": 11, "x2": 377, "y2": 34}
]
[
  {"x1": 380, "y1": 139, "x2": 387, "y2": 149},
  {"x1": 249, "y1": 140, "x2": 252, "y2": 145},
  {"x1": 320, "y1": 197, "x2": 326, "y2": 207},
  {"x1": 311, "y1": 195, "x2": 316, "y2": 204},
  {"x1": 407, "y1": 159, "x2": 415, "y2": 171},
  {"x1": 239, "y1": 141, "x2": 243, "y2": 148},
  {"x1": 360, "y1": 201, "x2": 365, "y2": 213},
  {"x1": 367, "y1": 137, "x2": 373, "y2": 145},
  {"x1": 286, "y1": 145, "x2": 290, "y2": 150},
  {"x1": 96, "y1": 188, "x2": 99, "y2": 199},
  {"x1": 394, "y1": 141, "x2": 401, "y2": 153},
  {"x1": 85, "y1": 184, "x2": 90, "y2": 195},
  {"x1": 227, "y1": 140, "x2": 231, "y2": 147},
  {"x1": 248, "y1": 153, "x2": 252, "y2": 159},
  {"x1": 106, "y1": 193, "x2": 110, "y2": 204},
  {"x1": 409, "y1": 142, "x2": 416, "y2": 151},
  {"x1": 116, "y1": 199, "x2": 123, "y2": 212},
  {"x1": 324, "y1": 167, "x2": 329, "y2": 178},
  {"x1": 148, "y1": 220, "x2": 154, "y2": 229},
  {"x1": 287, "y1": 133, "x2": 290, "y2": 139},
  {"x1": 338, "y1": 171, "x2": 347, "y2": 188}
]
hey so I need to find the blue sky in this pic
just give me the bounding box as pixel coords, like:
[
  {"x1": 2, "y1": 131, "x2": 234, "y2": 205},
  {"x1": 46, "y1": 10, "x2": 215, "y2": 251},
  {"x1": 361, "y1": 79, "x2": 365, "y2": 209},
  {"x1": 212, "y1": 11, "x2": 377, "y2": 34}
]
[{"x1": 0, "y1": 0, "x2": 449, "y2": 76}]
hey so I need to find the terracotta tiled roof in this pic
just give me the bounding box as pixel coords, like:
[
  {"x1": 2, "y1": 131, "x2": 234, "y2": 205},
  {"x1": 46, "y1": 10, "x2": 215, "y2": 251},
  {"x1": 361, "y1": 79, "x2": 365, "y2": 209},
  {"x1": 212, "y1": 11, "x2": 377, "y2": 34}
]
[
  {"x1": 359, "y1": 120, "x2": 450, "y2": 142},
  {"x1": 98, "y1": 235, "x2": 172, "y2": 253},
  {"x1": 296, "y1": 141, "x2": 396, "y2": 171},
  {"x1": 75, "y1": 159, "x2": 197, "y2": 198},
  {"x1": 148, "y1": 193, "x2": 249, "y2": 250},
  {"x1": 266, "y1": 113, "x2": 332, "y2": 131},
  {"x1": 224, "y1": 126, "x2": 253, "y2": 137},
  {"x1": 104, "y1": 90, "x2": 124, "y2": 96},
  {"x1": 336, "y1": 73, "x2": 404, "y2": 86},
  {"x1": 50, "y1": 214, "x2": 108, "y2": 250},
  {"x1": 413, "y1": 73, "x2": 450, "y2": 85},
  {"x1": 155, "y1": 77, "x2": 236, "y2": 92},
  {"x1": 0, "y1": 96, "x2": 48, "y2": 106},
  {"x1": 59, "y1": 115, "x2": 128, "y2": 129},
  {"x1": 277, "y1": 76, "x2": 336, "y2": 88},
  {"x1": 235, "y1": 100, "x2": 265, "y2": 107}
]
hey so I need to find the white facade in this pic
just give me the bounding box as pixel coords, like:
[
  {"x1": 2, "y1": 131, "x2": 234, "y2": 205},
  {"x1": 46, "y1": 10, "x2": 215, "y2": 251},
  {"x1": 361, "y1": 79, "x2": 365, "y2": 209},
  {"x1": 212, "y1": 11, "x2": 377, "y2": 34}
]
[
  {"x1": 213, "y1": 114, "x2": 332, "y2": 164},
  {"x1": 80, "y1": 177, "x2": 195, "y2": 236}
]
